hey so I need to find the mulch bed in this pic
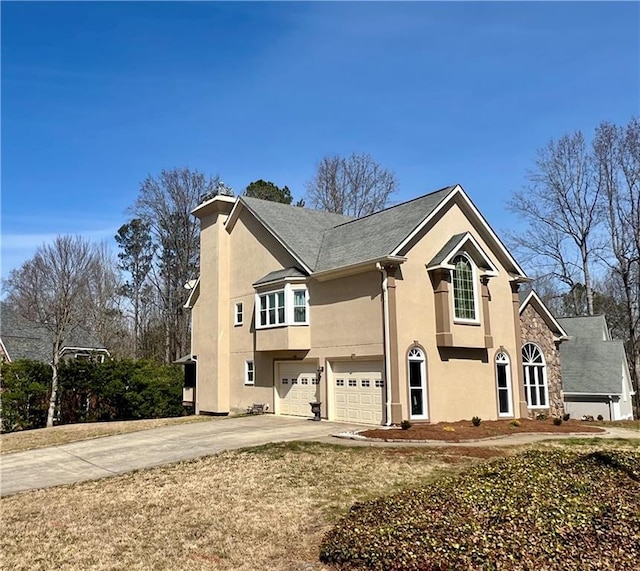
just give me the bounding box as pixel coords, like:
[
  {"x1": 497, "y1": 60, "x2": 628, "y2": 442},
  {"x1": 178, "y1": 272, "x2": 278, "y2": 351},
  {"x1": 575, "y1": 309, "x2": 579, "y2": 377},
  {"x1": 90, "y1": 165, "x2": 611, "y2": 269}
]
[{"x1": 361, "y1": 418, "x2": 605, "y2": 442}]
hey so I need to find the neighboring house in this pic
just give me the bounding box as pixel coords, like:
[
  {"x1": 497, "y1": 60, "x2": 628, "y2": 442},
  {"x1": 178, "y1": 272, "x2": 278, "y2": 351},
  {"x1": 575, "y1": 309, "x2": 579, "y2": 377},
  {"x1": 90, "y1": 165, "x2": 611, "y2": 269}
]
[
  {"x1": 185, "y1": 183, "x2": 555, "y2": 426},
  {"x1": 518, "y1": 290, "x2": 568, "y2": 419},
  {"x1": 557, "y1": 315, "x2": 635, "y2": 421},
  {"x1": 0, "y1": 302, "x2": 109, "y2": 364}
]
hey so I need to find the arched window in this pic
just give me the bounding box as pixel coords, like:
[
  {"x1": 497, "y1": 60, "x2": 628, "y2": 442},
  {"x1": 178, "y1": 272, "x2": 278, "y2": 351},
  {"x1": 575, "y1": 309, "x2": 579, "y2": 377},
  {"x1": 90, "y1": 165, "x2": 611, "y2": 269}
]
[
  {"x1": 408, "y1": 347, "x2": 428, "y2": 420},
  {"x1": 452, "y1": 254, "x2": 477, "y2": 321},
  {"x1": 522, "y1": 343, "x2": 548, "y2": 408},
  {"x1": 495, "y1": 351, "x2": 513, "y2": 417}
]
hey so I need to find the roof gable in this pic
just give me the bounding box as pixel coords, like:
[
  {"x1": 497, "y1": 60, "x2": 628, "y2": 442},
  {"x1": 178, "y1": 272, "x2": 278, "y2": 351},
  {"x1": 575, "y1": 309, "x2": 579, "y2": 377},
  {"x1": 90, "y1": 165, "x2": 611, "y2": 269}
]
[
  {"x1": 217, "y1": 184, "x2": 527, "y2": 279},
  {"x1": 226, "y1": 197, "x2": 352, "y2": 273},
  {"x1": 519, "y1": 291, "x2": 569, "y2": 341},
  {"x1": 427, "y1": 232, "x2": 499, "y2": 276}
]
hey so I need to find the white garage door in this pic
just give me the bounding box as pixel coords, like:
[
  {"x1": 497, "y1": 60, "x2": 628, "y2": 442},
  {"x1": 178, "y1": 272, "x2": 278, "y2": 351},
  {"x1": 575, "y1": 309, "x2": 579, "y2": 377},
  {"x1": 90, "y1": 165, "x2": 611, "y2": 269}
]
[
  {"x1": 333, "y1": 361, "x2": 384, "y2": 425},
  {"x1": 276, "y1": 362, "x2": 320, "y2": 417}
]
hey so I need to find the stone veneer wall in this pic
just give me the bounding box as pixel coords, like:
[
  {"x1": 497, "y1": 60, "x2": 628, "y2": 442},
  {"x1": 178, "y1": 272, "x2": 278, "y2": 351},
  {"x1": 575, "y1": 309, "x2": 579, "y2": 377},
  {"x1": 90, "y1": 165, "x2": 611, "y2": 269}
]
[{"x1": 519, "y1": 305, "x2": 564, "y2": 418}]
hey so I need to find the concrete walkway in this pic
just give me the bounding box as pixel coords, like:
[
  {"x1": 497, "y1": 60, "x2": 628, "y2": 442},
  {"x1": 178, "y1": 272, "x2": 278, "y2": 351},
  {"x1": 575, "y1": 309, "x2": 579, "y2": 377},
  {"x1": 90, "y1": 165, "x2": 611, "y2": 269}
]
[
  {"x1": 0, "y1": 415, "x2": 365, "y2": 497},
  {"x1": 1, "y1": 416, "x2": 637, "y2": 497}
]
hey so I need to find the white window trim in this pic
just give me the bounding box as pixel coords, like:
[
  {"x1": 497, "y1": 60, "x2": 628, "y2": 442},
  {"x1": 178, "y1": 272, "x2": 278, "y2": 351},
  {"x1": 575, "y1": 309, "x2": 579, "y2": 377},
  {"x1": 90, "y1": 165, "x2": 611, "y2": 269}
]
[
  {"x1": 245, "y1": 360, "x2": 255, "y2": 386},
  {"x1": 450, "y1": 252, "x2": 480, "y2": 324},
  {"x1": 522, "y1": 343, "x2": 549, "y2": 409},
  {"x1": 234, "y1": 302, "x2": 243, "y2": 326},
  {"x1": 255, "y1": 284, "x2": 309, "y2": 329},
  {"x1": 495, "y1": 351, "x2": 513, "y2": 418},
  {"x1": 408, "y1": 347, "x2": 429, "y2": 421}
]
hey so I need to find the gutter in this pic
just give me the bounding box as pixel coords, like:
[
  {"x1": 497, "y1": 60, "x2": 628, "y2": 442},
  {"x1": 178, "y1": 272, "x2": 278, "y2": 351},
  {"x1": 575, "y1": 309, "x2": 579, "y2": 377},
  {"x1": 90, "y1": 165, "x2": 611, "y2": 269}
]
[{"x1": 377, "y1": 263, "x2": 392, "y2": 426}]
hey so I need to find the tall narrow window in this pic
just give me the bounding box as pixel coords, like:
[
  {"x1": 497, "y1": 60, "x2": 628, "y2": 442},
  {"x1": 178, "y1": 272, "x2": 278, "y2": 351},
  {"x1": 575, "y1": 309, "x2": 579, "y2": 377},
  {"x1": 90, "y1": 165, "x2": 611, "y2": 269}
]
[
  {"x1": 245, "y1": 360, "x2": 255, "y2": 386},
  {"x1": 452, "y1": 255, "x2": 477, "y2": 321},
  {"x1": 522, "y1": 343, "x2": 547, "y2": 408},
  {"x1": 234, "y1": 302, "x2": 243, "y2": 326},
  {"x1": 293, "y1": 290, "x2": 307, "y2": 323},
  {"x1": 408, "y1": 347, "x2": 428, "y2": 420},
  {"x1": 495, "y1": 351, "x2": 513, "y2": 417}
]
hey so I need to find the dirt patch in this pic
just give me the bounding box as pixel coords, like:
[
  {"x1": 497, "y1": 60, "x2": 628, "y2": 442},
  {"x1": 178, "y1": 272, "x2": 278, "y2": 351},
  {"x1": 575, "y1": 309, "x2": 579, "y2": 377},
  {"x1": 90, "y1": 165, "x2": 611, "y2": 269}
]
[{"x1": 361, "y1": 418, "x2": 605, "y2": 442}]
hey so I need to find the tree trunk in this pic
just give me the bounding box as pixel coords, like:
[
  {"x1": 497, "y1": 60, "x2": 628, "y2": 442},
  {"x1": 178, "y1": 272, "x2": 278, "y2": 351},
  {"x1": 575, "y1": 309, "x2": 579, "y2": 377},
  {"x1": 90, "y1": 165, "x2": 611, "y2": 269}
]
[
  {"x1": 581, "y1": 243, "x2": 594, "y2": 316},
  {"x1": 46, "y1": 351, "x2": 60, "y2": 428}
]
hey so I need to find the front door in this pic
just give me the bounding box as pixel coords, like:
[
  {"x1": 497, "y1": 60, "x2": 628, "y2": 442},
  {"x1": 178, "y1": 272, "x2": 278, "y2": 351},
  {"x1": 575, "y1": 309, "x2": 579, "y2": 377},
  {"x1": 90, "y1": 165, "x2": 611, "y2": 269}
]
[{"x1": 408, "y1": 348, "x2": 428, "y2": 420}]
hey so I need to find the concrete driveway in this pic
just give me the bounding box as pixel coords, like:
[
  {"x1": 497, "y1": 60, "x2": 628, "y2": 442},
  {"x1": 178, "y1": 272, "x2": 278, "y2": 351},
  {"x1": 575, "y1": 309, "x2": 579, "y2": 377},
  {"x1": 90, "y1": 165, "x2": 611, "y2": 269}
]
[{"x1": 0, "y1": 415, "x2": 365, "y2": 497}]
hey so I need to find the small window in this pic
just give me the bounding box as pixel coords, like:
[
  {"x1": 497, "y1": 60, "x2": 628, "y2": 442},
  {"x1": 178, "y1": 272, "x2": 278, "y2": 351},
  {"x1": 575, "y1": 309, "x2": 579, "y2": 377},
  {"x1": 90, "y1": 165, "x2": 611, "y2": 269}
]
[
  {"x1": 282, "y1": 378, "x2": 289, "y2": 385},
  {"x1": 348, "y1": 379, "x2": 357, "y2": 387},
  {"x1": 301, "y1": 377, "x2": 309, "y2": 385},
  {"x1": 361, "y1": 379, "x2": 370, "y2": 388},
  {"x1": 293, "y1": 290, "x2": 307, "y2": 323},
  {"x1": 336, "y1": 379, "x2": 345, "y2": 387},
  {"x1": 375, "y1": 379, "x2": 384, "y2": 388},
  {"x1": 245, "y1": 361, "x2": 255, "y2": 386},
  {"x1": 234, "y1": 302, "x2": 243, "y2": 326},
  {"x1": 291, "y1": 378, "x2": 298, "y2": 385},
  {"x1": 312, "y1": 377, "x2": 319, "y2": 385}
]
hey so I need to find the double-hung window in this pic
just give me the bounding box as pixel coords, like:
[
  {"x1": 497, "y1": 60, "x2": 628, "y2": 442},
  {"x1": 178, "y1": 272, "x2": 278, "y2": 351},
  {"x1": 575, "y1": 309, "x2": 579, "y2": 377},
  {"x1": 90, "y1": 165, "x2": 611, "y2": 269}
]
[
  {"x1": 234, "y1": 302, "x2": 243, "y2": 326},
  {"x1": 255, "y1": 284, "x2": 309, "y2": 329}
]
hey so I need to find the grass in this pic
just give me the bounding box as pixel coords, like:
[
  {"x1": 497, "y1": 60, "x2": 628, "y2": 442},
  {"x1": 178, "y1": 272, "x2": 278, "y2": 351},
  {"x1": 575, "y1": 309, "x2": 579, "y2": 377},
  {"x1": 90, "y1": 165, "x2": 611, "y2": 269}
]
[
  {"x1": 0, "y1": 415, "x2": 215, "y2": 454},
  {"x1": 597, "y1": 419, "x2": 640, "y2": 431},
  {"x1": 1, "y1": 442, "x2": 509, "y2": 571}
]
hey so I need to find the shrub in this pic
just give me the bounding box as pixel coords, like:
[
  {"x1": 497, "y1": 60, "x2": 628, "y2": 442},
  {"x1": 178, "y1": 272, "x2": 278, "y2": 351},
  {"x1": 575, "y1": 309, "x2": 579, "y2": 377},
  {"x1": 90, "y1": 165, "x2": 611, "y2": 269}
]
[
  {"x1": 400, "y1": 420, "x2": 412, "y2": 430},
  {"x1": 553, "y1": 417, "x2": 563, "y2": 426},
  {"x1": 0, "y1": 360, "x2": 51, "y2": 432},
  {"x1": 471, "y1": 416, "x2": 481, "y2": 427},
  {"x1": 320, "y1": 450, "x2": 640, "y2": 570},
  {"x1": 536, "y1": 412, "x2": 548, "y2": 420},
  {"x1": 563, "y1": 413, "x2": 571, "y2": 421},
  {"x1": 509, "y1": 419, "x2": 521, "y2": 427},
  {"x1": 597, "y1": 414, "x2": 604, "y2": 421}
]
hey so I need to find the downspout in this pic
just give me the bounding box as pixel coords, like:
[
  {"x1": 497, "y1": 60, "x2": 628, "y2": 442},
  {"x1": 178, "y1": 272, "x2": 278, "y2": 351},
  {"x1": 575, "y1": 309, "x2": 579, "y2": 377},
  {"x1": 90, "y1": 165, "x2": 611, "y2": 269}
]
[{"x1": 377, "y1": 263, "x2": 392, "y2": 426}]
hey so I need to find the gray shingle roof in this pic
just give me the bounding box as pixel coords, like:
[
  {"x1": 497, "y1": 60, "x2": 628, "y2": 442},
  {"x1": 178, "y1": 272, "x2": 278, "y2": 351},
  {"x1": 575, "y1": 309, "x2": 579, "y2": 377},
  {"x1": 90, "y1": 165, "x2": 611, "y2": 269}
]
[
  {"x1": 240, "y1": 197, "x2": 353, "y2": 271},
  {"x1": 314, "y1": 187, "x2": 456, "y2": 272},
  {"x1": 253, "y1": 267, "x2": 307, "y2": 286},
  {"x1": 0, "y1": 302, "x2": 105, "y2": 363},
  {"x1": 559, "y1": 339, "x2": 626, "y2": 394},
  {"x1": 428, "y1": 233, "x2": 468, "y2": 267},
  {"x1": 557, "y1": 315, "x2": 609, "y2": 341}
]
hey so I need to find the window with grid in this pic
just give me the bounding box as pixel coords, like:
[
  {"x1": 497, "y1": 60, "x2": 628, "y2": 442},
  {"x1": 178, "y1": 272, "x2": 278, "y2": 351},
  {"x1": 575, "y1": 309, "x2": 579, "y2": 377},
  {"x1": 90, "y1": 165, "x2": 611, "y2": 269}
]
[
  {"x1": 245, "y1": 361, "x2": 255, "y2": 386},
  {"x1": 522, "y1": 343, "x2": 548, "y2": 408},
  {"x1": 234, "y1": 302, "x2": 243, "y2": 326},
  {"x1": 452, "y1": 255, "x2": 476, "y2": 321},
  {"x1": 293, "y1": 290, "x2": 307, "y2": 323},
  {"x1": 259, "y1": 290, "x2": 286, "y2": 326}
]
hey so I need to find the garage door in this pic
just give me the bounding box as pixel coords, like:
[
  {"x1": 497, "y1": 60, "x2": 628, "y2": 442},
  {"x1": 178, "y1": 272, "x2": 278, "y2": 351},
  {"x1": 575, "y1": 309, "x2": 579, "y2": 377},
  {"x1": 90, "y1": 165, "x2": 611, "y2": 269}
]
[
  {"x1": 333, "y1": 361, "x2": 384, "y2": 425},
  {"x1": 276, "y1": 362, "x2": 320, "y2": 417}
]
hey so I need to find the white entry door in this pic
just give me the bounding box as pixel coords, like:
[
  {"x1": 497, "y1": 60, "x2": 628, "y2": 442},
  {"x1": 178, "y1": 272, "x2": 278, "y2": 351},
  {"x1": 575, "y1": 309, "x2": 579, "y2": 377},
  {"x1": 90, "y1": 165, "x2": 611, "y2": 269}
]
[
  {"x1": 332, "y1": 361, "x2": 384, "y2": 425},
  {"x1": 276, "y1": 362, "x2": 320, "y2": 417}
]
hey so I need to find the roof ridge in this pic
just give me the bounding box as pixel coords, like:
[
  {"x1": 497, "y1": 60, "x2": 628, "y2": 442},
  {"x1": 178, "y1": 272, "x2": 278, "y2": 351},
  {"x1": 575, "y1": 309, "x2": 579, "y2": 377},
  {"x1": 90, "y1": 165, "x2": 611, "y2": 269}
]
[{"x1": 328, "y1": 185, "x2": 456, "y2": 230}]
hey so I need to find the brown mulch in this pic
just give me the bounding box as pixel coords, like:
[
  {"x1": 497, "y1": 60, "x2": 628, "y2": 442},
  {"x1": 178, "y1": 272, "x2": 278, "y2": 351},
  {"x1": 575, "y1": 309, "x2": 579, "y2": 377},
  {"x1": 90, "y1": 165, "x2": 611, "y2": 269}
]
[{"x1": 361, "y1": 418, "x2": 606, "y2": 443}]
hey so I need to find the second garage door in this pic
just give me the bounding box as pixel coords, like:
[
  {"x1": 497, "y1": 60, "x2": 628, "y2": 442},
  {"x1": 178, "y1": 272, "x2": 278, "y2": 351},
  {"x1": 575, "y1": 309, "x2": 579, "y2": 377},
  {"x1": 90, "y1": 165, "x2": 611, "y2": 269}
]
[
  {"x1": 332, "y1": 361, "x2": 384, "y2": 425},
  {"x1": 276, "y1": 361, "x2": 320, "y2": 417}
]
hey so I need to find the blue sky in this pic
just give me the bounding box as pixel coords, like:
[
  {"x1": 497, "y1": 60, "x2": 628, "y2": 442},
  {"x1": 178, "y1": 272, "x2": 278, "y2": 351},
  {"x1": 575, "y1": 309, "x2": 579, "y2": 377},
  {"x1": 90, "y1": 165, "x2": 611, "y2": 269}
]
[{"x1": 2, "y1": 1, "x2": 638, "y2": 279}]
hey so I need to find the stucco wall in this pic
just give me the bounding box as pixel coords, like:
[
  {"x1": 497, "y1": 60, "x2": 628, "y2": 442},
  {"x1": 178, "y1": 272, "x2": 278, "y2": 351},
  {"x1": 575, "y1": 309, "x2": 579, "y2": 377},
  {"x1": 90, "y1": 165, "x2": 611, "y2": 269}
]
[
  {"x1": 394, "y1": 200, "x2": 522, "y2": 422},
  {"x1": 519, "y1": 305, "x2": 564, "y2": 418}
]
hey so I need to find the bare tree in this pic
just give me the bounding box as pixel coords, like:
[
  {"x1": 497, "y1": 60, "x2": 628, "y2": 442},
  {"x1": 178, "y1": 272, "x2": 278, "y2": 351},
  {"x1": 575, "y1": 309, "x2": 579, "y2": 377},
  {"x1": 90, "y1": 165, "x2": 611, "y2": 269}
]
[
  {"x1": 594, "y1": 117, "x2": 640, "y2": 415},
  {"x1": 509, "y1": 131, "x2": 603, "y2": 316},
  {"x1": 4, "y1": 236, "x2": 102, "y2": 427},
  {"x1": 131, "y1": 168, "x2": 219, "y2": 363},
  {"x1": 306, "y1": 153, "x2": 397, "y2": 217}
]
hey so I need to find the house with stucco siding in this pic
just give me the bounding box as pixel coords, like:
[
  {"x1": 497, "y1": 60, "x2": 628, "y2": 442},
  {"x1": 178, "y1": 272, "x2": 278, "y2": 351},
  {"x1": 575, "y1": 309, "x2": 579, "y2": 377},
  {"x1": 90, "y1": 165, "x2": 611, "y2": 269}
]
[{"x1": 185, "y1": 184, "x2": 573, "y2": 425}]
